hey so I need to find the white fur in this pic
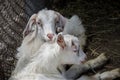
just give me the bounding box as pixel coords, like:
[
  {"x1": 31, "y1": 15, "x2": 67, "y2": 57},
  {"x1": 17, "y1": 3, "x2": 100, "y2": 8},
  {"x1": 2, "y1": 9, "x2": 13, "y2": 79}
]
[
  {"x1": 14, "y1": 24, "x2": 44, "y2": 74},
  {"x1": 11, "y1": 34, "x2": 86, "y2": 80},
  {"x1": 14, "y1": 9, "x2": 68, "y2": 74},
  {"x1": 36, "y1": 9, "x2": 68, "y2": 41},
  {"x1": 63, "y1": 15, "x2": 86, "y2": 47}
]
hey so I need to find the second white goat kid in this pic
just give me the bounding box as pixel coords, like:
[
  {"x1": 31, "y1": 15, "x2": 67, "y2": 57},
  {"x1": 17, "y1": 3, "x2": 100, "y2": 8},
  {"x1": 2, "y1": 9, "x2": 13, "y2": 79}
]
[{"x1": 10, "y1": 34, "x2": 87, "y2": 80}]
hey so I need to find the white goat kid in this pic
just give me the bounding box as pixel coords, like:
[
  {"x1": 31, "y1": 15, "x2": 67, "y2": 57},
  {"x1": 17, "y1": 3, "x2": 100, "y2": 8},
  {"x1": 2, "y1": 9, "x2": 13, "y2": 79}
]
[
  {"x1": 17, "y1": 9, "x2": 67, "y2": 59},
  {"x1": 59, "y1": 15, "x2": 87, "y2": 76},
  {"x1": 11, "y1": 34, "x2": 86, "y2": 80},
  {"x1": 14, "y1": 9, "x2": 67, "y2": 74}
]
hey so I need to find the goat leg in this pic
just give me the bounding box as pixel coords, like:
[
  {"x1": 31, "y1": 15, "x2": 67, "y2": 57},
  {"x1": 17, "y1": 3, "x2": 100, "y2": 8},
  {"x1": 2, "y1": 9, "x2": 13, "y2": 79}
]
[
  {"x1": 93, "y1": 68, "x2": 120, "y2": 80},
  {"x1": 64, "y1": 53, "x2": 108, "y2": 79}
]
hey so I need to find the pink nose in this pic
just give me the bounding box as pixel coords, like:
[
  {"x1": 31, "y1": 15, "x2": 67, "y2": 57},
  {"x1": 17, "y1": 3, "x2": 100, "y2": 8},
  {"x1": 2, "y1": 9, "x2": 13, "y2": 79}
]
[{"x1": 47, "y1": 33, "x2": 54, "y2": 40}]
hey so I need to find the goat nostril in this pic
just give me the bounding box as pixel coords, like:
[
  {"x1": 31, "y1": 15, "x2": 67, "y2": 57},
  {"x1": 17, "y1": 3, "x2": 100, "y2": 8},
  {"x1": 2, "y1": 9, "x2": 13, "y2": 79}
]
[{"x1": 47, "y1": 34, "x2": 54, "y2": 40}]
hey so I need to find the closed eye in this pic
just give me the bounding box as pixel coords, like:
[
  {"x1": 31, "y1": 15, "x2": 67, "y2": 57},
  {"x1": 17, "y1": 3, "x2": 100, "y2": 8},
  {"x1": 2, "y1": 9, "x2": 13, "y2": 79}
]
[
  {"x1": 75, "y1": 46, "x2": 80, "y2": 56},
  {"x1": 77, "y1": 49, "x2": 79, "y2": 56},
  {"x1": 73, "y1": 49, "x2": 78, "y2": 52},
  {"x1": 73, "y1": 49, "x2": 79, "y2": 56}
]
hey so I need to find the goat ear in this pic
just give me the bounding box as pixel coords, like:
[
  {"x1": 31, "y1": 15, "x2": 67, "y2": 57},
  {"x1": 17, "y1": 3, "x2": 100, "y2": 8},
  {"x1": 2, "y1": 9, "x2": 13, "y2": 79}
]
[
  {"x1": 23, "y1": 14, "x2": 37, "y2": 38},
  {"x1": 56, "y1": 12, "x2": 67, "y2": 33},
  {"x1": 57, "y1": 34, "x2": 66, "y2": 49}
]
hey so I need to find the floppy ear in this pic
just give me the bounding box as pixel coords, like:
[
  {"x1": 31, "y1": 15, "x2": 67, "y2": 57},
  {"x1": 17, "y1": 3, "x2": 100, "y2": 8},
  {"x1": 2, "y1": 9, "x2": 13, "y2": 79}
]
[
  {"x1": 23, "y1": 14, "x2": 37, "y2": 38},
  {"x1": 56, "y1": 12, "x2": 67, "y2": 33},
  {"x1": 27, "y1": 24, "x2": 38, "y2": 43},
  {"x1": 57, "y1": 34, "x2": 66, "y2": 49}
]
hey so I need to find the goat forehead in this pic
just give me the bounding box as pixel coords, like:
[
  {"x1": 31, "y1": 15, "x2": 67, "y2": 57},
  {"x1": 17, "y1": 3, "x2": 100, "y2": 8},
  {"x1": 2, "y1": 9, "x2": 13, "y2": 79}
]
[
  {"x1": 64, "y1": 35, "x2": 79, "y2": 45},
  {"x1": 37, "y1": 10, "x2": 57, "y2": 22}
]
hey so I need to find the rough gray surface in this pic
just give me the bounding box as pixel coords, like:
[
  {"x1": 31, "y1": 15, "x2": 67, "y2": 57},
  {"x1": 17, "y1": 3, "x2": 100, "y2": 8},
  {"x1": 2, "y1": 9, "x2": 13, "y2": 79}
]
[{"x1": 0, "y1": 0, "x2": 26, "y2": 79}]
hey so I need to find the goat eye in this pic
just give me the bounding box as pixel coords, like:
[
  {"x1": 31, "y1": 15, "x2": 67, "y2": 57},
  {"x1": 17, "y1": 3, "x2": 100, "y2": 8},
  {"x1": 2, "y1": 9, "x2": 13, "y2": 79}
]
[
  {"x1": 37, "y1": 22, "x2": 40, "y2": 25},
  {"x1": 37, "y1": 22, "x2": 43, "y2": 28},
  {"x1": 77, "y1": 50, "x2": 79, "y2": 56},
  {"x1": 72, "y1": 41, "x2": 75, "y2": 46},
  {"x1": 72, "y1": 41, "x2": 79, "y2": 53},
  {"x1": 55, "y1": 17, "x2": 59, "y2": 26},
  {"x1": 55, "y1": 21, "x2": 59, "y2": 27},
  {"x1": 56, "y1": 20, "x2": 59, "y2": 24},
  {"x1": 73, "y1": 48, "x2": 79, "y2": 56}
]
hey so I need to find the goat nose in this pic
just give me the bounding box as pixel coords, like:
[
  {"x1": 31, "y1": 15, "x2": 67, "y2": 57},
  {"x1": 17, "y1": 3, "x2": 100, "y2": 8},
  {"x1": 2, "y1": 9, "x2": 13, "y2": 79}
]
[{"x1": 47, "y1": 33, "x2": 54, "y2": 40}]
